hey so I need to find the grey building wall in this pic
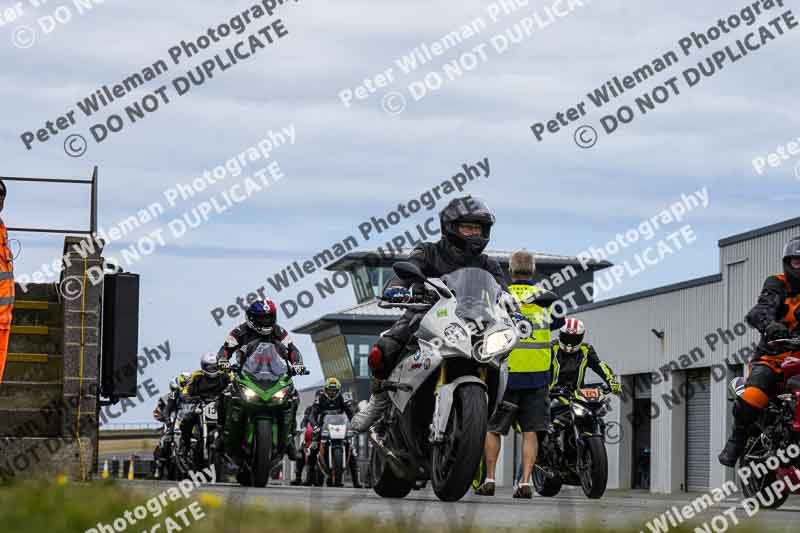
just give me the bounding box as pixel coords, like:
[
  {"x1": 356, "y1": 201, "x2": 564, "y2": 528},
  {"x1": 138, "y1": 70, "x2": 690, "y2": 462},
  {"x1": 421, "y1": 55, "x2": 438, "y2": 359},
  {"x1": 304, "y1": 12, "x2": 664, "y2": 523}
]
[{"x1": 559, "y1": 219, "x2": 800, "y2": 494}]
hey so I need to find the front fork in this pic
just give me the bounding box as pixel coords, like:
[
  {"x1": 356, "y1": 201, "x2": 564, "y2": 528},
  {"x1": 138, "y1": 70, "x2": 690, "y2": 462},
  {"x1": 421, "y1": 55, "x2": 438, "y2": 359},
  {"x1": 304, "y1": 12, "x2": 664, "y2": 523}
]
[{"x1": 201, "y1": 415, "x2": 208, "y2": 462}]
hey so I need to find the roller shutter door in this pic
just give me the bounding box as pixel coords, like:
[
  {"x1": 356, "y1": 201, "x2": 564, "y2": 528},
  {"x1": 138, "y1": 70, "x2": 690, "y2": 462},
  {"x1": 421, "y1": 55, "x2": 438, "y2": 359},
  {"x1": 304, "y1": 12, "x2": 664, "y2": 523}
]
[{"x1": 686, "y1": 369, "x2": 711, "y2": 491}]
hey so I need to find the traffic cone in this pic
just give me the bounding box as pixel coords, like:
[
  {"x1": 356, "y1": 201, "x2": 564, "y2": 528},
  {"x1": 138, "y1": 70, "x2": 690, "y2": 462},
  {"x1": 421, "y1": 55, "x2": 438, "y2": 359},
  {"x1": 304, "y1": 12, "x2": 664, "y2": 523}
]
[
  {"x1": 127, "y1": 456, "x2": 135, "y2": 480},
  {"x1": 101, "y1": 459, "x2": 110, "y2": 479}
]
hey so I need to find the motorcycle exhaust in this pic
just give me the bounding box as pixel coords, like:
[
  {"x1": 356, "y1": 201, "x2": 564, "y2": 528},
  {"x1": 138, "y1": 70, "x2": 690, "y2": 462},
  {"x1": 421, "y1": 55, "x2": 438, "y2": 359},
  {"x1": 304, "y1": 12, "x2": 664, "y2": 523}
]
[
  {"x1": 368, "y1": 429, "x2": 398, "y2": 461},
  {"x1": 369, "y1": 429, "x2": 414, "y2": 481}
]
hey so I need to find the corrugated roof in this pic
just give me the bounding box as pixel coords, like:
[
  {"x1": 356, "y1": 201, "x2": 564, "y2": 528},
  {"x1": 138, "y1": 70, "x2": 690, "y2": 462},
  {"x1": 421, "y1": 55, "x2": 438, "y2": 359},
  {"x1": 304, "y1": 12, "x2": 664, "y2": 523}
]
[
  {"x1": 332, "y1": 298, "x2": 401, "y2": 317},
  {"x1": 572, "y1": 274, "x2": 722, "y2": 313},
  {"x1": 719, "y1": 216, "x2": 800, "y2": 247},
  {"x1": 293, "y1": 298, "x2": 400, "y2": 334}
]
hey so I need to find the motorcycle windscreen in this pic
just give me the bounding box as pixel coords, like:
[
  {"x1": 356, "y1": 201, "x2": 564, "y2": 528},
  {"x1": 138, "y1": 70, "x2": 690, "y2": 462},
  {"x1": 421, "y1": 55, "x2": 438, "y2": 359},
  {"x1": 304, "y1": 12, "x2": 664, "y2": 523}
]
[
  {"x1": 442, "y1": 267, "x2": 502, "y2": 333},
  {"x1": 322, "y1": 413, "x2": 349, "y2": 427},
  {"x1": 241, "y1": 343, "x2": 288, "y2": 389},
  {"x1": 322, "y1": 413, "x2": 349, "y2": 439}
]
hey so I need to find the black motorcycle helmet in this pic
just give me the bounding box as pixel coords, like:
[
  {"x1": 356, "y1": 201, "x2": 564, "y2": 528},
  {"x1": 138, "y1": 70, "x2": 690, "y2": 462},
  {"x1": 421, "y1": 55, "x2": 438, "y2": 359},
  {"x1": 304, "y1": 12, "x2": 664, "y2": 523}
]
[
  {"x1": 439, "y1": 195, "x2": 495, "y2": 257},
  {"x1": 783, "y1": 237, "x2": 800, "y2": 289}
]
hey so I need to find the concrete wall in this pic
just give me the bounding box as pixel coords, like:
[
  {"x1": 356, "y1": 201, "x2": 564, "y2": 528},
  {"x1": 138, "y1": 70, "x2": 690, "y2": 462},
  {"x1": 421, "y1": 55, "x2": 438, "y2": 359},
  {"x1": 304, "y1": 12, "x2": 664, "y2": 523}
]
[{"x1": 0, "y1": 236, "x2": 104, "y2": 482}]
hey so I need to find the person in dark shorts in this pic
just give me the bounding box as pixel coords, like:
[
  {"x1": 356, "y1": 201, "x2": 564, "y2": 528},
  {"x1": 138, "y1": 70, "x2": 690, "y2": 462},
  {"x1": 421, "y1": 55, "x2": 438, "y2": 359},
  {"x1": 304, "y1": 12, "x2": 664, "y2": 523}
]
[{"x1": 474, "y1": 250, "x2": 563, "y2": 499}]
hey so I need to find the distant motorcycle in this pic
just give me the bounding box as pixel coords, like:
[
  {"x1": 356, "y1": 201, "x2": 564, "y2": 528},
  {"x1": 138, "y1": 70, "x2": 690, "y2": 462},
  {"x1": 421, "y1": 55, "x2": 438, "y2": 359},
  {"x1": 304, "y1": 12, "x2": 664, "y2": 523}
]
[
  {"x1": 534, "y1": 385, "x2": 611, "y2": 499},
  {"x1": 730, "y1": 337, "x2": 800, "y2": 510},
  {"x1": 317, "y1": 412, "x2": 354, "y2": 487},
  {"x1": 154, "y1": 409, "x2": 180, "y2": 480},
  {"x1": 302, "y1": 423, "x2": 324, "y2": 486},
  {"x1": 177, "y1": 397, "x2": 223, "y2": 479}
]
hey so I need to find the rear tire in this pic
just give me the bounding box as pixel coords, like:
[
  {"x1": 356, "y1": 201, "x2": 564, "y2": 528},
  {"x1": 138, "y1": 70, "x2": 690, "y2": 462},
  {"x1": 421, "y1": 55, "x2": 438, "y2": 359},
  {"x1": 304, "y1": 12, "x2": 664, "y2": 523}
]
[
  {"x1": 580, "y1": 436, "x2": 608, "y2": 499},
  {"x1": 432, "y1": 384, "x2": 488, "y2": 502},
  {"x1": 370, "y1": 443, "x2": 413, "y2": 498},
  {"x1": 533, "y1": 467, "x2": 562, "y2": 497},
  {"x1": 739, "y1": 438, "x2": 791, "y2": 510},
  {"x1": 252, "y1": 420, "x2": 273, "y2": 487}
]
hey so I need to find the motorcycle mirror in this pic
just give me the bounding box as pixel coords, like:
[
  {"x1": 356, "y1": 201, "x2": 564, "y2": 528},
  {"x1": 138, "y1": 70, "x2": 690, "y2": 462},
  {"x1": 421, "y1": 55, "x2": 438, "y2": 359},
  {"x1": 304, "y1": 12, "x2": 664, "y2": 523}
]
[{"x1": 393, "y1": 261, "x2": 425, "y2": 282}]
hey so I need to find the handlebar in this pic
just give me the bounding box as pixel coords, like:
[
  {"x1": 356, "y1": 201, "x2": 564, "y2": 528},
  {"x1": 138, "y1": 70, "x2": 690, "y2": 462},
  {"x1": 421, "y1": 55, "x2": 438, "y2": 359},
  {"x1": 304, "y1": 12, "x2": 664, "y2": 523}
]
[
  {"x1": 768, "y1": 337, "x2": 800, "y2": 349},
  {"x1": 377, "y1": 300, "x2": 433, "y2": 311},
  {"x1": 290, "y1": 364, "x2": 310, "y2": 376}
]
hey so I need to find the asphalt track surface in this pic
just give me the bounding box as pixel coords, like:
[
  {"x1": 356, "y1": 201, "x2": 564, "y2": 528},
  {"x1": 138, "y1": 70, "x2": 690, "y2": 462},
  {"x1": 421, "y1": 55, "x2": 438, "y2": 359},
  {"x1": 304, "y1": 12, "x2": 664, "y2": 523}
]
[{"x1": 128, "y1": 480, "x2": 800, "y2": 531}]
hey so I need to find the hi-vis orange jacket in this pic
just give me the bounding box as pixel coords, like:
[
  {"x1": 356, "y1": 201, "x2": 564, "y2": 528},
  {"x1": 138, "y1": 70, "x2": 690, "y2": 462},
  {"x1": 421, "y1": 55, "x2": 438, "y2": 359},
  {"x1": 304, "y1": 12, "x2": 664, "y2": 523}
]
[{"x1": 0, "y1": 217, "x2": 14, "y2": 384}]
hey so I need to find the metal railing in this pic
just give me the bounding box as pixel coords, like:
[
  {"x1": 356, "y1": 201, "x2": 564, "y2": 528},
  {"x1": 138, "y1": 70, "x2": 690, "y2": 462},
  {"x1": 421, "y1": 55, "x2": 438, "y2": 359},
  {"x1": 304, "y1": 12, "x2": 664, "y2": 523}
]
[
  {"x1": 4, "y1": 166, "x2": 98, "y2": 235},
  {"x1": 101, "y1": 422, "x2": 162, "y2": 431}
]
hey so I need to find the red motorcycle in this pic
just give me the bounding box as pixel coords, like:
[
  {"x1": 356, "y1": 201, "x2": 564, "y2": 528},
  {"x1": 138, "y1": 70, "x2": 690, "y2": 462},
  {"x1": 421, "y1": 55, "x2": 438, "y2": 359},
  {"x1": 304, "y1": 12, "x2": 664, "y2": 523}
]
[
  {"x1": 731, "y1": 338, "x2": 800, "y2": 509},
  {"x1": 301, "y1": 423, "x2": 324, "y2": 486}
]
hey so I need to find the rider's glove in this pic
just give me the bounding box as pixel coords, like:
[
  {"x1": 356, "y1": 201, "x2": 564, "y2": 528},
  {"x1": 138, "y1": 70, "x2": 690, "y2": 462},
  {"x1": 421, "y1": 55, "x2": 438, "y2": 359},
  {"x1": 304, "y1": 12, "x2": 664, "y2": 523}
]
[
  {"x1": 384, "y1": 287, "x2": 410, "y2": 302},
  {"x1": 368, "y1": 344, "x2": 384, "y2": 371},
  {"x1": 608, "y1": 377, "x2": 622, "y2": 395},
  {"x1": 766, "y1": 321, "x2": 790, "y2": 342}
]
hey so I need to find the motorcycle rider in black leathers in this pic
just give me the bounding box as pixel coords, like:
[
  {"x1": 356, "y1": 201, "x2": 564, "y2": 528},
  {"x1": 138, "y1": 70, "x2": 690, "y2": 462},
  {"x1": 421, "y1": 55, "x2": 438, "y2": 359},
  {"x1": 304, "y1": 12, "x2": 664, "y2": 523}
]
[
  {"x1": 719, "y1": 237, "x2": 800, "y2": 466},
  {"x1": 179, "y1": 354, "x2": 229, "y2": 457},
  {"x1": 352, "y1": 195, "x2": 508, "y2": 432},
  {"x1": 217, "y1": 298, "x2": 304, "y2": 460},
  {"x1": 550, "y1": 319, "x2": 621, "y2": 394},
  {"x1": 153, "y1": 372, "x2": 190, "y2": 476},
  {"x1": 307, "y1": 378, "x2": 361, "y2": 487}
]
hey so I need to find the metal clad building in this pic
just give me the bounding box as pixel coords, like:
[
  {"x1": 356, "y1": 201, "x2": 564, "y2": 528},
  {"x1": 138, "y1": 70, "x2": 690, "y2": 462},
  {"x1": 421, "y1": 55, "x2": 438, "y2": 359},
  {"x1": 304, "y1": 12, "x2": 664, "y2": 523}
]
[{"x1": 571, "y1": 216, "x2": 800, "y2": 493}]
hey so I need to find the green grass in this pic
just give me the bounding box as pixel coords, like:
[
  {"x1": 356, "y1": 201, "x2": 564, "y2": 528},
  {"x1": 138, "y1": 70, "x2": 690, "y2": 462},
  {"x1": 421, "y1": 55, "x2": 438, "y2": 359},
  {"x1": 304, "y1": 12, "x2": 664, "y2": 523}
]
[{"x1": 0, "y1": 479, "x2": 772, "y2": 533}]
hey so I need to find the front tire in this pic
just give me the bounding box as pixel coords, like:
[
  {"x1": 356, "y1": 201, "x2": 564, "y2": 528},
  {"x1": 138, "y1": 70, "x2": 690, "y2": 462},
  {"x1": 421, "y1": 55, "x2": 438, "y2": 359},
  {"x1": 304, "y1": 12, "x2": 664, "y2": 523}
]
[
  {"x1": 252, "y1": 420, "x2": 273, "y2": 487},
  {"x1": 332, "y1": 445, "x2": 345, "y2": 487},
  {"x1": 579, "y1": 436, "x2": 608, "y2": 499},
  {"x1": 432, "y1": 384, "x2": 488, "y2": 502}
]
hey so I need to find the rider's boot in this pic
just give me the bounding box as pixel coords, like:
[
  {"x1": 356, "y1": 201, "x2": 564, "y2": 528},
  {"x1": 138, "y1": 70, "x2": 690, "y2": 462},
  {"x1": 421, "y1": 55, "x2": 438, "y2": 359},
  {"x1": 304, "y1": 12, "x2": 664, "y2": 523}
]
[
  {"x1": 303, "y1": 444, "x2": 319, "y2": 486},
  {"x1": 290, "y1": 458, "x2": 304, "y2": 486},
  {"x1": 719, "y1": 430, "x2": 747, "y2": 468},
  {"x1": 350, "y1": 458, "x2": 362, "y2": 488},
  {"x1": 718, "y1": 397, "x2": 760, "y2": 467},
  {"x1": 351, "y1": 389, "x2": 390, "y2": 432}
]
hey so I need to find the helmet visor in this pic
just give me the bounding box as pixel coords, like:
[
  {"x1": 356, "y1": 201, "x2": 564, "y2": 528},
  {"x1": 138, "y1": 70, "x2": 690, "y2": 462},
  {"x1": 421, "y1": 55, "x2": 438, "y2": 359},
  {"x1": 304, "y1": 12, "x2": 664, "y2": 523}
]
[
  {"x1": 560, "y1": 332, "x2": 583, "y2": 350},
  {"x1": 252, "y1": 313, "x2": 276, "y2": 328}
]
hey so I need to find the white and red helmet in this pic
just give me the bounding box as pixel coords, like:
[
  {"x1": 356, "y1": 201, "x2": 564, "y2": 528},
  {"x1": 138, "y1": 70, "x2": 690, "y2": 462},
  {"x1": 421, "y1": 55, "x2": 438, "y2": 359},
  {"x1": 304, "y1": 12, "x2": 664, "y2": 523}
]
[{"x1": 559, "y1": 318, "x2": 585, "y2": 353}]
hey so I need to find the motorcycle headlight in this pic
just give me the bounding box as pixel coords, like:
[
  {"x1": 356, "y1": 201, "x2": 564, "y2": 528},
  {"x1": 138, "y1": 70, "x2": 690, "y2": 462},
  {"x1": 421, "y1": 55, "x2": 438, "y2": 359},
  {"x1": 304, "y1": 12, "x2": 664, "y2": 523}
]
[
  {"x1": 483, "y1": 328, "x2": 516, "y2": 358},
  {"x1": 242, "y1": 387, "x2": 258, "y2": 401},
  {"x1": 272, "y1": 387, "x2": 291, "y2": 402},
  {"x1": 571, "y1": 402, "x2": 590, "y2": 417},
  {"x1": 444, "y1": 323, "x2": 468, "y2": 345}
]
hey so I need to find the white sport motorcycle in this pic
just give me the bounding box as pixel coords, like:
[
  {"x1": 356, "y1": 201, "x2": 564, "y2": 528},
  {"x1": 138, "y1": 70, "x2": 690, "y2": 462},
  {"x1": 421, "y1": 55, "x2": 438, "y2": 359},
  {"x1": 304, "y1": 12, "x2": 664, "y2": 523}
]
[{"x1": 369, "y1": 262, "x2": 516, "y2": 502}]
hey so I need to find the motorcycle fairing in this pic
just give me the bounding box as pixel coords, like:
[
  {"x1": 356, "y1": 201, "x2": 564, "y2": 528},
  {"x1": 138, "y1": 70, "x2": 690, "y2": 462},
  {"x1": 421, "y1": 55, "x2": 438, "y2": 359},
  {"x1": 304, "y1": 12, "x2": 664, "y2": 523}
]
[
  {"x1": 430, "y1": 375, "x2": 487, "y2": 442},
  {"x1": 388, "y1": 338, "x2": 444, "y2": 412}
]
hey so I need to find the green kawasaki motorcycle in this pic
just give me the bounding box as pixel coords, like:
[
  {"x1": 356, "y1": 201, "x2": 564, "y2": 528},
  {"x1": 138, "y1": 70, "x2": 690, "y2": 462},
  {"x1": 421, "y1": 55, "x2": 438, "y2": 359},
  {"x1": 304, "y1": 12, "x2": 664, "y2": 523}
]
[{"x1": 222, "y1": 341, "x2": 307, "y2": 487}]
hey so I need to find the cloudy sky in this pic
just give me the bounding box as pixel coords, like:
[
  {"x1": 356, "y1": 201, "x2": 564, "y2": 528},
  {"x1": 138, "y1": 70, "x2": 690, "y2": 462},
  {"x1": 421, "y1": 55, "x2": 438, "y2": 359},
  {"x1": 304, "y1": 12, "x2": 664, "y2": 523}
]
[{"x1": 2, "y1": 0, "x2": 798, "y2": 423}]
